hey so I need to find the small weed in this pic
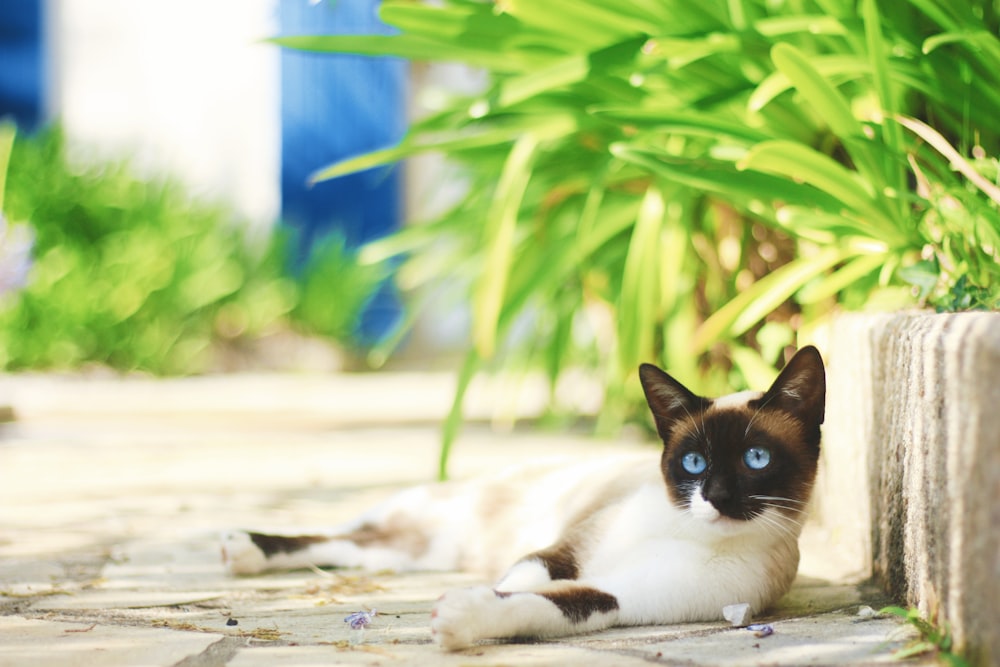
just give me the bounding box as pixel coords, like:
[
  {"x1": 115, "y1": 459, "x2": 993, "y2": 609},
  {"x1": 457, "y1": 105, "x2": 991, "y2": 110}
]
[{"x1": 880, "y1": 606, "x2": 971, "y2": 667}]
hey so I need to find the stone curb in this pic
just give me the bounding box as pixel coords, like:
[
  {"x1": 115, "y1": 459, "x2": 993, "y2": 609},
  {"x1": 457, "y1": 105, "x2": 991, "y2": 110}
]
[{"x1": 819, "y1": 311, "x2": 1000, "y2": 667}]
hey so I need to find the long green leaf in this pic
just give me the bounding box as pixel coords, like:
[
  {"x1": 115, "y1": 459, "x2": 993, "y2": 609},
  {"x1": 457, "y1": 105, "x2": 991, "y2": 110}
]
[
  {"x1": 497, "y1": 53, "x2": 591, "y2": 108},
  {"x1": 737, "y1": 140, "x2": 897, "y2": 232},
  {"x1": 772, "y1": 205, "x2": 895, "y2": 245},
  {"x1": 644, "y1": 33, "x2": 742, "y2": 69},
  {"x1": 768, "y1": 43, "x2": 889, "y2": 197},
  {"x1": 591, "y1": 107, "x2": 771, "y2": 143},
  {"x1": 504, "y1": 0, "x2": 655, "y2": 44},
  {"x1": 753, "y1": 14, "x2": 848, "y2": 37},
  {"x1": 923, "y1": 30, "x2": 1000, "y2": 68},
  {"x1": 611, "y1": 143, "x2": 847, "y2": 213},
  {"x1": 862, "y1": 0, "x2": 907, "y2": 221},
  {"x1": 472, "y1": 134, "x2": 539, "y2": 359},
  {"x1": 439, "y1": 348, "x2": 480, "y2": 480},
  {"x1": 617, "y1": 185, "x2": 664, "y2": 376},
  {"x1": 657, "y1": 198, "x2": 691, "y2": 317},
  {"x1": 380, "y1": 1, "x2": 515, "y2": 41},
  {"x1": 309, "y1": 114, "x2": 576, "y2": 183},
  {"x1": 270, "y1": 35, "x2": 533, "y2": 72},
  {"x1": 797, "y1": 251, "x2": 887, "y2": 303},
  {"x1": 693, "y1": 246, "x2": 847, "y2": 352},
  {"x1": 575, "y1": 196, "x2": 643, "y2": 263},
  {"x1": 748, "y1": 56, "x2": 870, "y2": 114}
]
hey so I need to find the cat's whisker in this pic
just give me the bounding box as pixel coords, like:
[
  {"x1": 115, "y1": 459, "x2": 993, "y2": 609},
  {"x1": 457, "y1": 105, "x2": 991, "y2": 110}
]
[
  {"x1": 763, "y1": 512, "x2": 804, "y2": 531},
  {"x1": 753, "y1": 511, "x2": 799, "y2": 541},
  {"x1": 750, "y1": 495, "x2": 808, "y2": 505},
  {"x1": 755, "y1": 501, "x2": 808, "y2": 516},
  {"x1": 755, "y1": 502, "x2": 806, "y2": 522}
]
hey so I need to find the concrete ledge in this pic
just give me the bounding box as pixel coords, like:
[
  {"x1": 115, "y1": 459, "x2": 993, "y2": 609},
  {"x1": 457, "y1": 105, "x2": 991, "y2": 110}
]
[{"x1": 819, "y1": 311, "x2": 1000, "y2": 666}]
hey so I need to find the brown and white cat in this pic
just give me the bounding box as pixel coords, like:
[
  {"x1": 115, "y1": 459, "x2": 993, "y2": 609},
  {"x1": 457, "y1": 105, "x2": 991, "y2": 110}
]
[{"x1": 221, "y1": 346, "x2": 825, "y2": 651}]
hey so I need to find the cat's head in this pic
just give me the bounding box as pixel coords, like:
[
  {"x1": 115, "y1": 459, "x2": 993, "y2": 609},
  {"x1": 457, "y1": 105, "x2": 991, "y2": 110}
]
[{"x1": 639, "y1": 346, "x2": 825, "y2": 531}]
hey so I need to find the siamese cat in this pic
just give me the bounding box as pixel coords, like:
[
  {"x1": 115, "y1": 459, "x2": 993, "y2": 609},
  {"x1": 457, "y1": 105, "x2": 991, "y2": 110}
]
[{"x1": 221, "y1": 346, "x2": 825, "y2": 650}]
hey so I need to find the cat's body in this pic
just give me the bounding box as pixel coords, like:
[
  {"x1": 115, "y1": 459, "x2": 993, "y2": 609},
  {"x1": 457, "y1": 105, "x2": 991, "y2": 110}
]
[{"x1": 221, "y1": 346, "x2": 826, "y2": 650}]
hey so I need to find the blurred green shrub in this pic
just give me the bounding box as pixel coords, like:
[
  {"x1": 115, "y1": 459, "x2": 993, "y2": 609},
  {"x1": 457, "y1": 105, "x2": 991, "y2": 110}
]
[
  {"x1": 0, "y1": 127, "x2": 380, "y2": 374},
  {"x1": 277, "y1": 0, "x2": 1000, "y2": 478}
]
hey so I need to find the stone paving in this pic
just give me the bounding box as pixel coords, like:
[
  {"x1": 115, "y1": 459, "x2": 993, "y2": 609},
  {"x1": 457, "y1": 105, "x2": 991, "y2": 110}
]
[{"x1": 0, "y1": 374, "x2": 931, "y2": 666}]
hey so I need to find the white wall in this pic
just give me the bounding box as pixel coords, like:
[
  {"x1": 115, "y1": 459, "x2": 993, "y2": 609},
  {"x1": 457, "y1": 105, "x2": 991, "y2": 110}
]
[{"x1": 48, "y1": 0, "x2": 280, "y2": 225}]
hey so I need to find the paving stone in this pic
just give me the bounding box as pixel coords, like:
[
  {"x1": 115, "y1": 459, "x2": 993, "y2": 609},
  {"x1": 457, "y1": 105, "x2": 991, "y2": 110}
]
[
  {"x1": 632, "y1": 613, "x2": 929, "y2": 666},
  {"x1": 0, "y1": 616, "x2": 221, "y2": 667},
  {"x1": 30, "y1": 590, "x2": 228, "y2": 612},
  {"x1": 226, "y1": 642, "x2": 655, "y2": 667}
]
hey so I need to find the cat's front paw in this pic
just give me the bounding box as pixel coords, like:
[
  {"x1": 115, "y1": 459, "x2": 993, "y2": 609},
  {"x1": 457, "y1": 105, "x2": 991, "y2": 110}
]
[
  {"x1": 430, "y1": 586, "x2": 499, "y2": 651},
  {"x1": 220, "y1": 530, "x2": 266, "y2": 575}
]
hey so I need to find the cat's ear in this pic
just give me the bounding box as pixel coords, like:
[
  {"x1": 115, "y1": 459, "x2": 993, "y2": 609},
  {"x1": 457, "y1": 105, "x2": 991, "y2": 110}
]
[
  {"x1": 756, "y1": 345, "x2": 826, "y2": 428},
  {"x1": 639, "y1": 363, "x2": 706, "y2": 444}
]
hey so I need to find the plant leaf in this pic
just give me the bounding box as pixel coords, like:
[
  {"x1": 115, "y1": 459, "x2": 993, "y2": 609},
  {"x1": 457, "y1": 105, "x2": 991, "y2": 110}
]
[
  {"x1": 270, "y1": 34, "x2": 533, "y2": 71},
  {"x1": 748, "y1": 55, "x2": 870, "y2": 114},
  {"x1": 617, "y1": 185, "x2": 664, "y2": 375},
  {"x1": 472, "y1": 134, "x2": 540, "y2": 359},
  {"x1": 309, "y1": 114, "x2": 577, "y2": 183},
  {"x1": 862, "y1": 0, "x2": 907, "y2": 220},
  {"x1": 693, "y1": 246, "x2": 846, "y2": 352},
  {"x1": 439, "y1": 348, "x2": 480, "y2": 480},
  {"x1": 737, "y1": 140, "x2": 897, "y2": 232},
  {"x1": 591, "y1": 107, "x2": 771, "y2": 143},
  {"x1": 797, "y1": 251, "x2": 888, "y2": 304},
  {"x1": 768, "y1": 43, "x2": 890, "y2": 199},
  {"x1": 611, "y1": 143, "x2": 848, "y2": 214}
]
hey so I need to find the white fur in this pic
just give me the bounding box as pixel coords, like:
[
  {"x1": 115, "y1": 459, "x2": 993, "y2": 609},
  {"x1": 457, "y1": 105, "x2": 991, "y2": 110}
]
[
  {"x1": 708, "y1": 389, "x2": 762, "y2": 411},
  {"x1": 495, "y1": 559, "x2": 553, "y2": 592},
  {"x1": 431, "y1": 584, "x2": 619, "y2": 650},
  {"x1": 428, "y1": 473, "x2": 801, "y2": 649},
  {"x1": 223, "y1": 453, "x2": 803, "y2": 650}
]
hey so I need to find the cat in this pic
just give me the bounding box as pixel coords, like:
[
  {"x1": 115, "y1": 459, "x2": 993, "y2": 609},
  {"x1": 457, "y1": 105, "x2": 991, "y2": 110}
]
[{"x1": 220, "y1": 345, "x2": 825, "y2": 651}]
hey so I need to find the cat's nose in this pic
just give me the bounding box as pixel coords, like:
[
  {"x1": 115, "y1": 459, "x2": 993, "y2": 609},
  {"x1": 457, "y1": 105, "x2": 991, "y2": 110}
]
[
  {"x1": 702, "y1": 477, "x2": 732, "y2": 504},
  {"x1": 702, "y1": 478, "x2": 742, "y2": 517}
]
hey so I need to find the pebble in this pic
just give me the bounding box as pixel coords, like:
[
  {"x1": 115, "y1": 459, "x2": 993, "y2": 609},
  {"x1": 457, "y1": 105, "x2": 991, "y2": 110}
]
[{"x1": 723, "y1": 602, "x2": 752, "y2": 627}]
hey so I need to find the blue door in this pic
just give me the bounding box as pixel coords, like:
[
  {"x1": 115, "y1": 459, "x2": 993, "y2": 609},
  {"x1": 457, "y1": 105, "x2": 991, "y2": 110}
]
[
  {"x1": 279, "y1": 0, "x2": 406, "y2": 346},
  {"x1": 0, "y1": 0, "x2": 45, "y2": 130}
]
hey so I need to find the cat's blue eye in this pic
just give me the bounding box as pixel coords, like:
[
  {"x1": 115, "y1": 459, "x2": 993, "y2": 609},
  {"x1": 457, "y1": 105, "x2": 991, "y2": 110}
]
[
  {"x1": 744, "y1": 447, "x2": 771, "y2": 470},
  {"x1": 681, "y1": 451, "x2": 707, "y2": 475}
]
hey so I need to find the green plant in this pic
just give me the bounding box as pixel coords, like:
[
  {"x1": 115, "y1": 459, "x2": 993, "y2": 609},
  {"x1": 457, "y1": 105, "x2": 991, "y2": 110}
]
[
  {"x1": 291, "y1": 232, "x2": 387, "y2": 343},
  {"x1": 276, "y1": 0, "x2": 1000, "y2": 478},
  {"x1": 880, "y1": 605, "x2": 971, "y2": 666},
  {"x1": 0, "y1": 127, "x2": 380, "y2": 374}
]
